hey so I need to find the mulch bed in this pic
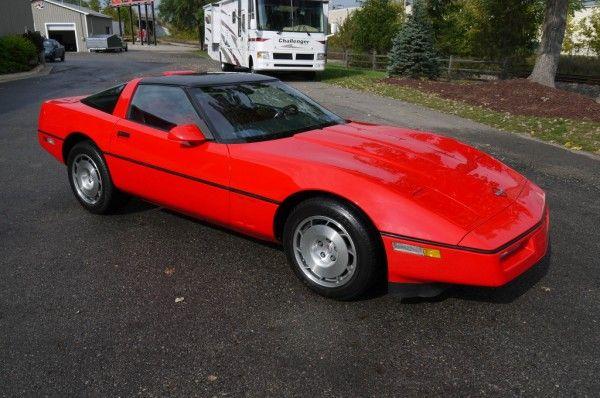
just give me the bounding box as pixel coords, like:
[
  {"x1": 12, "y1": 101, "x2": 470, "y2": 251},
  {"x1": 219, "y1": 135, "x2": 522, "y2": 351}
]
[{"x1": 381, "y1": 77, "x2": 600, "y2": 122}]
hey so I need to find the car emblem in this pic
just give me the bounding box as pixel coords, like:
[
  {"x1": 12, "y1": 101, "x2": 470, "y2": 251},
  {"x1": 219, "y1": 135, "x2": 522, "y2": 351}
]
[{"x1": 494, "y1": 188, "x2": 506, "y2": 197}]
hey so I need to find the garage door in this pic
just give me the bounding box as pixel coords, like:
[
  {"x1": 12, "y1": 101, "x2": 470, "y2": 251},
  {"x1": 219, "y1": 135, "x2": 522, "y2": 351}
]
[{"x1": 46, "y1": 23, "x2": 77, "y2": 52}]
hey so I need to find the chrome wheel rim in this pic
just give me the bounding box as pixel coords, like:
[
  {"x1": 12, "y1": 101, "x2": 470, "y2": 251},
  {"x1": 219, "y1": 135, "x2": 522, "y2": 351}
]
[
  {"x1": 71, "y1": 154, "x2": 102, "y2": 205},
  {"x1": 293, "y1": 216, "x2": 357, "y2": 288}
]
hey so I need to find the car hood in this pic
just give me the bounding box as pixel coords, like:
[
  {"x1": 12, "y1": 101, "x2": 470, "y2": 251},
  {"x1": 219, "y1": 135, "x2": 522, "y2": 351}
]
[{"x1": 288, "y1": 122, "x2": 526, "y2": 229}]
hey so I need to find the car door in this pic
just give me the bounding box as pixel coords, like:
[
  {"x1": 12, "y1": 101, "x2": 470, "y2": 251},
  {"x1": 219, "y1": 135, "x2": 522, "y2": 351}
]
[
  {"x1": 55, "y1": 40, "x2": 65, "y2": 57},
  {"x1": 108, "y1": 83, "x2": 231, "y2": 226}
]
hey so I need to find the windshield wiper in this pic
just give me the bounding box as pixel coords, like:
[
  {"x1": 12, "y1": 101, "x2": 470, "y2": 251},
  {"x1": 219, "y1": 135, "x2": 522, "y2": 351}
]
[{"x1": 286, "y1": 120, "x2": 341, "y2": 136}]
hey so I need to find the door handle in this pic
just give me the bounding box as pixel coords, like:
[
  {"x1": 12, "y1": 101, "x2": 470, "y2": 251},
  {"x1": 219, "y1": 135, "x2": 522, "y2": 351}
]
[{"x1": 116, "y1": 131, "x2": 130, "y2": 138}]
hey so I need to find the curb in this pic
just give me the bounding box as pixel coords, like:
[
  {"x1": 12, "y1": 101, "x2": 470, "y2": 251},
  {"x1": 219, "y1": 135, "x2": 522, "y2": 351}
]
[
  {"x1": 162, "y1": 41, "x2": 202, "y2": 48},
  {"x1": 0, "y1": 64, "x2": 53, "y2": 84}
]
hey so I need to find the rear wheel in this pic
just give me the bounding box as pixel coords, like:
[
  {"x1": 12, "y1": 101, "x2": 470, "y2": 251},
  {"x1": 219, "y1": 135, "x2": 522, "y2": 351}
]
[
  {"x1": 283, "y1": 197, "x2": 383, "y2": 300},
  {"x1": 60, "y1": 54, "x2": 65, "y2": 62},
  {"x1": 67, "y1": 141, "x2": 127, "y2": 214}
]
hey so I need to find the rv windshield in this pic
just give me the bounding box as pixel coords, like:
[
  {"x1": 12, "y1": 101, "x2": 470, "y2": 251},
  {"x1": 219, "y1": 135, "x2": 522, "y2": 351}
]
[{"x1": 257, "y1": 0, "x2": 325, "y2": 33}]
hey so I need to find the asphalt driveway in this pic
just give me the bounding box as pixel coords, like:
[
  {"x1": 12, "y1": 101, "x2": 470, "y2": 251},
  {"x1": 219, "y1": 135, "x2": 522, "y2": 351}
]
[{"x1": 1, "y1": 51, "x2": 599, "y2": 396}]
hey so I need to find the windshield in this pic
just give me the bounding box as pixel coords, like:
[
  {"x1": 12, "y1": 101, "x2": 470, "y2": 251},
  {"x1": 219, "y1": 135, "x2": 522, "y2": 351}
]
[
  {"x1": 257, "y1": 0, "x2": 325, "y2": 33},
  {"x1": 191, "y1": 81, "x2": 344, "y2": 142}
]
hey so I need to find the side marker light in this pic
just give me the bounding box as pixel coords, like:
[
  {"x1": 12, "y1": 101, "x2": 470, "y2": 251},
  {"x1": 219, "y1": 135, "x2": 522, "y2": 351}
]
[{"x1": 392, "y1": 242, "x2": 441, "y2": 258}]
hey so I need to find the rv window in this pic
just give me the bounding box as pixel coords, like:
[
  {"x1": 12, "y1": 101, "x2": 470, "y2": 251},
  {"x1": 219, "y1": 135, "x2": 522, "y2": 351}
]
[{"x1": 248, "y1": 0, "x2": 254, "y2": 18}]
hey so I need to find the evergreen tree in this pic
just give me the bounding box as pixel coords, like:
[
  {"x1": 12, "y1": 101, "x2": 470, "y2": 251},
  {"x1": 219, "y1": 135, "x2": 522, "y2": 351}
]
[{"x1": 387, "y1": 0, "x2": 440, "y2": 79}]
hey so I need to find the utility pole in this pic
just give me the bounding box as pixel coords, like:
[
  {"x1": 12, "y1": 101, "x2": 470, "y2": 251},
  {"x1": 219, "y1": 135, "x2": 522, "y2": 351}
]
[
  {"x1": 117, "y1": 6, "x2": 122, "y2": 36},
  {"x1": 144, "y1": 2, "x2": 149, "y2": 45},
  {"x1": 129, "y1": 5, "x2": 135, "y2": 44},
  {"x1": 151, "y1": 2, "x2": 157, "y2": 45},
  {"x1": 137, "y1": 3, "x2": 143, "y2": 44}
]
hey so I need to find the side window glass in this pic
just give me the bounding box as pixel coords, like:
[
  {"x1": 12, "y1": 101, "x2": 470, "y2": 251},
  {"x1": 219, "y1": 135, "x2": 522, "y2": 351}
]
[{"x1": 128, "y1": 85, "x2": 202, "y2": 131}]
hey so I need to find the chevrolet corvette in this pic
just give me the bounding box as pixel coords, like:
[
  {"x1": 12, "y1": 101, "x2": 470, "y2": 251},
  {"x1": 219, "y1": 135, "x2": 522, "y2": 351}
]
[{"x1": 38, "y1": 72, "x2": 549, "y2": 300}]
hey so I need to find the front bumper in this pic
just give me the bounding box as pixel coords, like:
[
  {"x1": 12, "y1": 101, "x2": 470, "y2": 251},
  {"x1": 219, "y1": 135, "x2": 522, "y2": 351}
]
[
  {"x1": 253, "y1": 59, "x2": 325, "y2": 72},
  {"x1": 384, "y1": 208, "x2": 550, "y2": 288}
]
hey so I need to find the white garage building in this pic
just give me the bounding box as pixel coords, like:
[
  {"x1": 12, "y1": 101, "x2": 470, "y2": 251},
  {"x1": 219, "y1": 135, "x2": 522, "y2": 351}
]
[{"x1": 31, "y1": 0, "x2": 114, "y2": 52}]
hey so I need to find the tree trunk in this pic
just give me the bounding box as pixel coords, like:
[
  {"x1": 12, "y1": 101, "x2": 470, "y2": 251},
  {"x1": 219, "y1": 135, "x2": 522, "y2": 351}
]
[
  {"x1": 197, "y1": 19, "x2": 203, "y2": 47},
  {"x1": 528, "y1": 0, "x2": 569, "y2": 87}
]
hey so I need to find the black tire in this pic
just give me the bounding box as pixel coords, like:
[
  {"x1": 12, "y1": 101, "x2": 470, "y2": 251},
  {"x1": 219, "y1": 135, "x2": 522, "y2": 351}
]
[
  {"x1": 220, "y1": 52, "x2": 233, "y2": 71},
  {"x1": 66, "y1": 140, "x2": 127, "y2": 214},
  {"x1": 283, "y1": 197, "x2": 384, "y2": 300},
  {"x1": 60, "y1": 54, "x2": 65, "y2": 62}
]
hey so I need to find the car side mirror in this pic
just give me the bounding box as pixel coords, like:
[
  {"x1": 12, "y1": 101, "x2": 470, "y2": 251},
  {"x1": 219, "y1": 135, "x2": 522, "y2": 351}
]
[{"x1": 168, "y1": 124, "x2": 207, "y2": 146}]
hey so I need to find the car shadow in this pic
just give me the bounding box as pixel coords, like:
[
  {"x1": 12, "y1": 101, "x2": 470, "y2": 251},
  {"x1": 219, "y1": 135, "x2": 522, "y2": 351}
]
[
  {"x1": 402, "y1": 247, "x2": 552, "y2": 305},
  {"x1": 160, "y1": 208, "x2": 282, "y2": 250},
  {"x1": 110, "y1": 197, "x2": 159, "y2": 215},
  {"x1": 110, "y1": 199, "x2": 551, "y2": 304}
]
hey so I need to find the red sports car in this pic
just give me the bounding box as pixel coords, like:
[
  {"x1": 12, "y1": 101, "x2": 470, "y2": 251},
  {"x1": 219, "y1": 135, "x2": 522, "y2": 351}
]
[{"x1": 38, "y1": 72, "x2": 549, "y2": 300}]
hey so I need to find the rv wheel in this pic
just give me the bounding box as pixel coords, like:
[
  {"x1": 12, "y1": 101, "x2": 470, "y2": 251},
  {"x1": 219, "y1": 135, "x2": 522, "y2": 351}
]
[{"x1": 220, "y1": 53, "x2": 233, "y2": 71}]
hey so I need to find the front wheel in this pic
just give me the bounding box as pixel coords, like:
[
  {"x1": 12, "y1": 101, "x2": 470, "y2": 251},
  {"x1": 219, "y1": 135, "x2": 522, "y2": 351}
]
[
  {"x1": 283, "y1": 198, "x2": 384, "y2": 300},
  {"x1": 67, "y1": 141, "x2": 127, "y2": 214},
  {"x1": 220, "y1": 52, "x2": 233, "y2": 71}
]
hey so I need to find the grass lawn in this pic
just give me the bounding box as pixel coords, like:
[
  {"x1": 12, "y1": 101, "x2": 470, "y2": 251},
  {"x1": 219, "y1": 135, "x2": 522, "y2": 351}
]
[
  {"x1": 192, "y1": 50, "x2": 209, "y2": 59},
  {"x1": 320, "y1": 64, "x2": 600, "y2": 154}
]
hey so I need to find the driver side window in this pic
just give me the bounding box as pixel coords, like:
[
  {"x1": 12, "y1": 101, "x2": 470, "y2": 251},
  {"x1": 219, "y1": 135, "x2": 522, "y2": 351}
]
[{"x1": 128, "y1": 85, "x2": 202, "y2": 131}]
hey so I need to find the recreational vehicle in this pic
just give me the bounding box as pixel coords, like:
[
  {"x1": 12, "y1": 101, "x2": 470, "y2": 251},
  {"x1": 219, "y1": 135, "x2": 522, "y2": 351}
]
[{"x1": 204, "y1": 0, "x2": 329, "y2": 75}]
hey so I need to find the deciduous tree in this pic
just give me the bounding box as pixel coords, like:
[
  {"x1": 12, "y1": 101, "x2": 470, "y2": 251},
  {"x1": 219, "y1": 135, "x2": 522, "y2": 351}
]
[
  {"x1": 580, "y1": 9, "x2": 600, "y2": 55},
  {"x1": 351, "y1": 0, "x2": 404, "y2": 54},
  {"x1": 529, "y1": 0, "x2": 570, "y2": 87},
  {"x1": 159, "y1": 0, "x2": 206, "y2": 43}
]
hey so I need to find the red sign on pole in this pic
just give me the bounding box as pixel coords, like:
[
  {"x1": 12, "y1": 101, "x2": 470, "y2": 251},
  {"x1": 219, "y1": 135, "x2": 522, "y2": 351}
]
[{"x1": 111, "y1": 0, "x2": 153, "y2": 6}]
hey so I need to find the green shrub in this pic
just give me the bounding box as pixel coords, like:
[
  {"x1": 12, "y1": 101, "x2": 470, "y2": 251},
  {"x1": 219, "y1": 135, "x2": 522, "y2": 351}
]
[
  {"x1": 23, "y1": 31, "x2": 45, "y2": 53},
  {"x1": 0, "y1": 35, "x2": 37, "y2": 74},
  {"x1": 347, "y1": 0, "x2": 404, "y2": 54},
  {"x1": 558, "y1": 55, "x2": 600, "y2": 76},
  {"x1": 328, "y1": 15, "x2": 357, "y2": 51}
]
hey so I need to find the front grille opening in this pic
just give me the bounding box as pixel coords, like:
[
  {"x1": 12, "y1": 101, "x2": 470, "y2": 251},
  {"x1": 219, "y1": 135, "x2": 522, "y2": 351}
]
[
  {"x1": 296, "y1": 53, "x2": 314, "y2": 60},
  {"x1": 273, "y1": 53, "x2": 293, "y2": 60}
]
